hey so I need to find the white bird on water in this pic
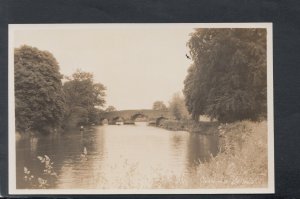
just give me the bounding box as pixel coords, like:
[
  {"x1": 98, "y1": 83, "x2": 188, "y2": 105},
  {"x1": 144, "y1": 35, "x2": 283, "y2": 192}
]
[
  {"x1": 80, "y1": 147, "x2": 88, "y2": 159},
  {"x1": 83, "y1": 147, "x2": 87, "y2": 155}
]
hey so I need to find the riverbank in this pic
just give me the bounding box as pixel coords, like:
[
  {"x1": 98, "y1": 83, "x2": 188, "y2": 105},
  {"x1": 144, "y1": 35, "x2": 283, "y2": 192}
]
[
  {"x1": 152, "y1": 120, "x2": 268, "y2": 188},
  {"x1": 151, "y1": 119, "x2": 219, "y2": 135},
  {"x1": 16, "y1": 125, "x2": 96, "y2": 140}
]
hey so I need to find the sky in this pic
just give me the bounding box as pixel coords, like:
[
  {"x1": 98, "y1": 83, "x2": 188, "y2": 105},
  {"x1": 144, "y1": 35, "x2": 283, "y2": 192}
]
[{"x1": 13, "y1": 25, "x2": 195, "y2": 110}]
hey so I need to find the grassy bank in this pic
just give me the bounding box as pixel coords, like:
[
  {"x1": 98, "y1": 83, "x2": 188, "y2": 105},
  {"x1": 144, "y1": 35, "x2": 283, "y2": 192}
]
[
  {"x1": 194, "y1": 120, "x2": 268, "y2": 188},
  {"x1": 152, "y1": 120, "x2": 268, "y2": 188},
  {"x1": 155, "y1": 119, "x2": 219, "y2": 135}
]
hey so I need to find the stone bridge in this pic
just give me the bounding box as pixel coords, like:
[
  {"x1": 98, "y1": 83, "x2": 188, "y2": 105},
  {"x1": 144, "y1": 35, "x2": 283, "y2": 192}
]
[{"x1": 99, "y1": 109, "x2": 172, "y2": 125}]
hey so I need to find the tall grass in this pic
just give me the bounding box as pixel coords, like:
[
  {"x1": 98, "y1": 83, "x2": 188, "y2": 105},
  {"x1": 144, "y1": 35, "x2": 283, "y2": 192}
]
[
  {"x1": 153, "y1": 120, "x2": 268, "y2": 188},
  {"x1": 193, "y1": 121, "x2": 268, "y2": 188}
]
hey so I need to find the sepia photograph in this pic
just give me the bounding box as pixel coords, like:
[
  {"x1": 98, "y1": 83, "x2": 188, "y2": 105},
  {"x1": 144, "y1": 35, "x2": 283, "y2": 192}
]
[{"x1": 8, "y1": 23, "x2": 274, "y2": 194}]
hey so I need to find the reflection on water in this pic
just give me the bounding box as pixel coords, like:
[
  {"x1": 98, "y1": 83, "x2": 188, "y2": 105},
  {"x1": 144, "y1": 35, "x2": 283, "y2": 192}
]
[{"x1": 16, "y1": 122, "x2": 219, "y2": 189}]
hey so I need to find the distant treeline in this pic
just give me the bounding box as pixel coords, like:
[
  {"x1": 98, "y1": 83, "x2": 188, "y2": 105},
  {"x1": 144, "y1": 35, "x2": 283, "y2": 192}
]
[{"x1": 15, "y1": 45, "x2": 106, "y2": 134}]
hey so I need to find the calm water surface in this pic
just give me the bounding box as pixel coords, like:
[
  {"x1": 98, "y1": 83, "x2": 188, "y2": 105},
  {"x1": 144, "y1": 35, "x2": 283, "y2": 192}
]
[{"x1": 16, "y1": 122, "x2": 219, "y2": 189}]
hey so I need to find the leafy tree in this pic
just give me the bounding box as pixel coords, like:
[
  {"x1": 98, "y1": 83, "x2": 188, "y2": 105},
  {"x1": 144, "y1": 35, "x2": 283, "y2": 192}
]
[
  {"x1": 169, "y1": 93, "x2": 189, "y2": 120},
  {"x1": 152, "y1": 101, "x2": 167, "y2": 111},
  {"x1": 183, "y1": 28, "x2": 267, "y2": 122},
  {"x1": 105, "y1": 106, "x2": 117, "y2": 112},
  {"x1": 63, "y1": 69, "x2": 106, "y2": 128},
  {"x1": 88, "y1": 108, "x2": 104, "y2": 125},
  {"x1": 14, "y1": 45, "x2": 65, "y2": 133}
]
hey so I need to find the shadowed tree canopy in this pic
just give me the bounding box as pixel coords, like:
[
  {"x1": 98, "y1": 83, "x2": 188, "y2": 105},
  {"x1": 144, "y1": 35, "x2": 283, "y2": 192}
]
[
  {"x1": 63, "y1": 69, "x2": 106, "y2": 128},
  {"x1": 152, "y1": 101, "x2": 167, "y2": 111},
  {"x1": 183, "y1": 28, "x2": 267, "y2": 122},
  {"x1": 169, "y1": 93, "x2": 189, "y2": 120},
  {"x1": 14, "y1": 45, "x2": 65, "y2": 133}
]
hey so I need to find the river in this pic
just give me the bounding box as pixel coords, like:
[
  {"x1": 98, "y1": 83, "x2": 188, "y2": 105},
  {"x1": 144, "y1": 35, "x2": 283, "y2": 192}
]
[{"x1": 16, "y1": 122, "x2": 219, "y2": 189}]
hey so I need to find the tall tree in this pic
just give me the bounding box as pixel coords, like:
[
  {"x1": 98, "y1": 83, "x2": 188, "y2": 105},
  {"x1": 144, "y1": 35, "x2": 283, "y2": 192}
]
[
  {"x1": 152, "y1": 101, "x2": 167, "y2": 111},
  {"x1": 183, "y1": 28, "x2": 267, "y2": 122},
  {"x1": 169, "y1": 93, "x2": 189, "y2": 120},
  {"x1": 14, "y1": 45, "x2": 65, "y2": 133},
  {"x1": 63, "y1": 69, "x2": 106, "y2": 128}
]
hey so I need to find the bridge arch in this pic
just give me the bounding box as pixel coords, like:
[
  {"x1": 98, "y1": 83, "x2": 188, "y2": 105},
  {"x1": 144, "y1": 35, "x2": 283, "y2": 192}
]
[
  {"x1": 112, "y1": 116, "x2": 125, "y2": 122},
  {"x1": 100, "y1": 118, "x2": 109, "y2": 124},
  {"x1": 131, "y1": 113, "x2": 148, "y2": 121},
  {"x1": 156, "y1": 116, "x2": 167, "y2": 126}
]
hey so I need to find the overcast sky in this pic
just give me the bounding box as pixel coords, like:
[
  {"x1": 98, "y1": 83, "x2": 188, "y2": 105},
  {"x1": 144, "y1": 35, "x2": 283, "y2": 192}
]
[{"x1": 13, "y1": 25, "x2": 195, "y2": 110}]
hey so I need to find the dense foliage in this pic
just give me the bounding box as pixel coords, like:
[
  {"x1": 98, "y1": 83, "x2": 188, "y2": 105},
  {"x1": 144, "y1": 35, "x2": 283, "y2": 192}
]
[
  {"x1": 63, "y1": 69, "x2": 106, "y2": 128},
  {"x1": 169, "y1": 93, "x2": 189, "y2": 120},
  {"x1": 105, "y1": 105, "x2": 117, "y2": 112},
  {"x1": 183, "y1": 29, "x2": 267, "y2": 122},
  {"x1": 15, "y1": 45, "x2": 65, "y2": 133},
  {"x1": 152, "y1": 101, "x2": 167, "y2": 111}
]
